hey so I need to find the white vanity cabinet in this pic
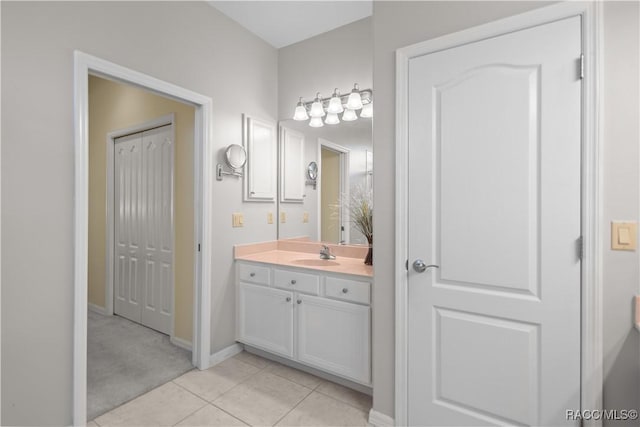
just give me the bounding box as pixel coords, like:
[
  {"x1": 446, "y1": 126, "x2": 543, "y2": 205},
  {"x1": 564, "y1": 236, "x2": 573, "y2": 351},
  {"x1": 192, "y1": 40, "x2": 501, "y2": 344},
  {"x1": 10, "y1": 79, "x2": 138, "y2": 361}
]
[{"x1": 236, "y1": 261, "x2": 371, "y2": 385}]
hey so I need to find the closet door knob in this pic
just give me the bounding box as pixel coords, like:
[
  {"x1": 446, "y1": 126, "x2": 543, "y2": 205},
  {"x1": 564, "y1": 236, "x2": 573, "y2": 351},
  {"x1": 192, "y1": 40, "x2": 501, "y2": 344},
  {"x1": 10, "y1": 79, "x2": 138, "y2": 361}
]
[
  {"x1": 250, "y1": 272, "x2": 256, "y2": 277},
  {"x1": 286, "y1": 297, "x2": 291, "y2": 302},
  {"x1": 291, "y1": 279, "x2": 297, "y2": 285},
  {"x1": 297, "y1": 299, "x2": 302, "y2": 304},
  {"x1": 342, "y1": 288, "x2": 349, "y2": 294}
]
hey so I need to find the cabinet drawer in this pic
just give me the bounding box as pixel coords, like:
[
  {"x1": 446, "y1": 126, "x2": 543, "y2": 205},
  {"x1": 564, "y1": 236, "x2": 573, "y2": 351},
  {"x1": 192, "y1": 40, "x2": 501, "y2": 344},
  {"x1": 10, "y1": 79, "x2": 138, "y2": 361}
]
[
  {"x1": 274, "y1": 269, "x2": 319, "y2": 295},
  {"x1": 325, "y1": 277, "x2": 370, "y2": 305},
  {"x1": 238, "y1": 263, "x2": 271, "y2": 286}
]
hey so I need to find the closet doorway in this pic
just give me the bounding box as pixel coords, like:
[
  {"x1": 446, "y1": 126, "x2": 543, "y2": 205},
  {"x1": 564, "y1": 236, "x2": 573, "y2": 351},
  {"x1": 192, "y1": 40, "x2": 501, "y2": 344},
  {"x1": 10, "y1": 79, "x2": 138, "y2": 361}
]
[{"x1": 112, "y1": 121, "x2": 174, "y2": 335}]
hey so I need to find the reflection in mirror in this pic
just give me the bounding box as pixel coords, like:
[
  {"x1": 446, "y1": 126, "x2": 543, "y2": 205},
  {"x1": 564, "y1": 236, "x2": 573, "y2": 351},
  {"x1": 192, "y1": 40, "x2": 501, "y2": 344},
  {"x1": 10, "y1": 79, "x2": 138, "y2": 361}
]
[
  {"x1": 278, "y1": 118, "x2": 372, "y2": 245},
  {"x1": 307, "y1": 161, "x2": 318, "y2": 180}
]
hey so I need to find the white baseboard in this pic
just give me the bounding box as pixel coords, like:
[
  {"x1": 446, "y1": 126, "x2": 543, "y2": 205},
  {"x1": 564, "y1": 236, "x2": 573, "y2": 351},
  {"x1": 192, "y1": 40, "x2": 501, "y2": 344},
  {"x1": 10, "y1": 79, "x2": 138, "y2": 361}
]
[
  {"x1": 88, "y1": 303, "x2": 107, "y2": 315},
  {"x1": 208, "y1": 343, "x2": 243, "y2": 367},
  {"x1": 368, "y1": 409, "x2": 395, "y2": 427},
  {"x1": 170, "y1": 336, "x2": 192, "y2": 351}
]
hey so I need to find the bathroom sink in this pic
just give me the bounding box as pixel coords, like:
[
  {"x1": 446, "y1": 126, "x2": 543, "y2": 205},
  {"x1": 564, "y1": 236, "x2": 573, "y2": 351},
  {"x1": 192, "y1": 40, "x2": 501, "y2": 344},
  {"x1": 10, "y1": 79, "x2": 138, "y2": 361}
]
[{"x1": 292, "y1": 259, "x2": 340, "y2": 267}]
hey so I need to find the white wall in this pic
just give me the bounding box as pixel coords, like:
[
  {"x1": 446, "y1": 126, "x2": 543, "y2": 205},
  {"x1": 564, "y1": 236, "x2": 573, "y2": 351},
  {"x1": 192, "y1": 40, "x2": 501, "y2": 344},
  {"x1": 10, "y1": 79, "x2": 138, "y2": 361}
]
[
  {"x1": 372, "y1": 0, "x2": 640, "y2": 422},
  {"x1": 1, "y1": 2, "x2": 277, "y2": 424}
]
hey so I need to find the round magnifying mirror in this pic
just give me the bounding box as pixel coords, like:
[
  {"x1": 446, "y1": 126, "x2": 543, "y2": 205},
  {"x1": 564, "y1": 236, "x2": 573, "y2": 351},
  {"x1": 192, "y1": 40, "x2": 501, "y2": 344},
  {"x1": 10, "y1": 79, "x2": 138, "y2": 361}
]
[
  {"x1": 307, "y1": 161, "x2": 318, "y2": 180},
  {"x1": 225, "y1": 144, "x2": 247, "y2": 170}
]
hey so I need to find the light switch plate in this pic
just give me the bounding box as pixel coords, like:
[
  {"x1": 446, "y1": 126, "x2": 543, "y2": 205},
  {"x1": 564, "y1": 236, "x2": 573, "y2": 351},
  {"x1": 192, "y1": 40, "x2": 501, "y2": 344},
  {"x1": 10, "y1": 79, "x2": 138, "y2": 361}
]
[
  {"x1": 303, "y1": 212, "x2": 309, "y2": 223},
  {"x1": 267, "y1": 213, "x2": 273, "y2": 224},
  {"x1": 232, "y1": 213, "x2": 244, "y2": 228},
  {"x1": 280, "y1": 212, "x2": 286, "y2": 223},
  {"x1": 611, "y1": 221, "x2": 637, "y2": 250}
]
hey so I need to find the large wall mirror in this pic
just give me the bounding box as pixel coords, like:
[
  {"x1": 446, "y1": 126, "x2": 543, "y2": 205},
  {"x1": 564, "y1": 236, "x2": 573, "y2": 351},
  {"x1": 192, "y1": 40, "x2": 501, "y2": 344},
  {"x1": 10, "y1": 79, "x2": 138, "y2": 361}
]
[{"x1": 277, "y1": 118, "x2": 372, "y2": 245}]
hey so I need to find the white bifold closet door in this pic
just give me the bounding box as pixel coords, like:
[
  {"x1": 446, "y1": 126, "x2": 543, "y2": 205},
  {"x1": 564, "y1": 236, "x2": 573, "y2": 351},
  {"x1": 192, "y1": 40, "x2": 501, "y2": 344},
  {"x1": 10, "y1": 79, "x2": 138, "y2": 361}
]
[{"x1": 114, "y1": 124, "x2": 173, "y2": 335}]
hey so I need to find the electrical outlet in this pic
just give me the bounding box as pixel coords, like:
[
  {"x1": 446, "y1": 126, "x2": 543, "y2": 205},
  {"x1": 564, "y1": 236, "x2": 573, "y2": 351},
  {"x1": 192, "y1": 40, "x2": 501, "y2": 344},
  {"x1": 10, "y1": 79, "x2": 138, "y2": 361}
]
[
  {"x1": 232, "y1": 213, "x2": 244, "y2": 228},
  {"x1": 303, "y1": 212, "x2": 309, "y2": 223},
  {"x1": 280, "y1": 212, "x2": 286, "y2": 223},
  {"x1": 267, "y1": 212, "x2": 274, "y2": 224}
]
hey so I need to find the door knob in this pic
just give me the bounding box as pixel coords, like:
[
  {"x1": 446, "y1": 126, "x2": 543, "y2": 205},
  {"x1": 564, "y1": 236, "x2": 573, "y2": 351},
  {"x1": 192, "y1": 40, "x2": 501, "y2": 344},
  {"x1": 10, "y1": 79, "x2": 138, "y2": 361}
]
[
  {"x1": 286, "y1": 297, "x2": 291, "y2": 302},
  {"x1": 413, "y1": 260, "x2": 439, "y2": 273}
]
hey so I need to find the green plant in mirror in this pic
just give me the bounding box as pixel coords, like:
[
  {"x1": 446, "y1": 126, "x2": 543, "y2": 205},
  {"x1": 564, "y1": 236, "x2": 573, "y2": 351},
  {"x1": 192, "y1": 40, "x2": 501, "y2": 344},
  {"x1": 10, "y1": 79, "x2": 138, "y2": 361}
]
[{"x1": 334, "y1": 185, "x2": 373, "y2": 265}]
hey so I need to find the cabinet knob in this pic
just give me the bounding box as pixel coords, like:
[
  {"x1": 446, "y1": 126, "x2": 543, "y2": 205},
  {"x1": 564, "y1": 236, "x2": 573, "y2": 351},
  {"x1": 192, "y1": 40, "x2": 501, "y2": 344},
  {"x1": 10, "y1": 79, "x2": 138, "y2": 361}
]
[
  {"x1": 286, "y1": 297, "x2": 291, "y2": 302},
  {"x1": 291, "y1": 279, "x2": 297, "y2": 285},
  {"x1": 297, "y1": 299, "x2": 302, "y2": 304},
  {"x1": 342, "y1": 288, "x2": 349, "y2": 294},
  {"x1": 250, "y1": 272, "x2": 256, "y2": 277}
]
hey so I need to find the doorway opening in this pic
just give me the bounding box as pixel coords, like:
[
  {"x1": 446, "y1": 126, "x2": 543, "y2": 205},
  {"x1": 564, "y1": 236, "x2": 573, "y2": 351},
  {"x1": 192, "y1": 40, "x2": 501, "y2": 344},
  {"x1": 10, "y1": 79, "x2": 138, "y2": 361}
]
[
  {"x1": 74, "y1": 52, "x2": 214, "y2": 425},
  {"x1": 319, "y1": 139, "x2": 349, "y2": 244}
]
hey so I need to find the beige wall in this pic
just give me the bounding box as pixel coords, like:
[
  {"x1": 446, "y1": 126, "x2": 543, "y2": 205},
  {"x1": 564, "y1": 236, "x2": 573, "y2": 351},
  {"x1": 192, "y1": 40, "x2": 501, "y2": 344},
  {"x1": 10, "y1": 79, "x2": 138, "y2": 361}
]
[
  {"x1": 88, "y1": 75, "x2": 195, "y2": 342},
  {"x1": 1, "y1": 2, "x2": 277, "y2": 424},
  {"x1": 320, "y1": 147, "x2": 341, "y2": 243},
  {"x1": 372, "y1": 0, "x2": 640, "y2": 422}
]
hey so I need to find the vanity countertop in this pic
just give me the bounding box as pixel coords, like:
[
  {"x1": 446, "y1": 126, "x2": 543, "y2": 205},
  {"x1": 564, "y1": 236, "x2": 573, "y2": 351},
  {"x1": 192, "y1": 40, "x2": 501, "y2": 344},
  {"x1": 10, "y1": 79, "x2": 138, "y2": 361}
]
[{"x1": 235, "y1": 240, "x2": 373, "y2": 278}]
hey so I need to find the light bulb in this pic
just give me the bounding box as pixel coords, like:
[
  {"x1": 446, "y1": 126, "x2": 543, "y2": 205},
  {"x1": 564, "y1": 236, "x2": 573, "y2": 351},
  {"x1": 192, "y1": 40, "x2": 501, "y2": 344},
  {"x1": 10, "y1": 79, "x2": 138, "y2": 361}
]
[
  {"x1": 327, "y1": 89, "x2": 344, "y2": 114},
  {"x1": 342, "y1": 108, "x2": 357, "y2": 122},
  {"x1": 309, "y1": 116, "x2": 324, "y2": 127},
  {"x1": 309, "y1": 93, "x2": 325, "y2": 117},
  {"x1": 360, "y1": 102, "x2": 373, "y2": 118},
  {"x1": 325, "y1": 113, "x2": 340, "y2": 125},
  {"x1": 346, "y1": 83, "x2": 363, "y2": 110},
  {"x1": 293, "y1": 103, "x2": 309, "y2": 121}
]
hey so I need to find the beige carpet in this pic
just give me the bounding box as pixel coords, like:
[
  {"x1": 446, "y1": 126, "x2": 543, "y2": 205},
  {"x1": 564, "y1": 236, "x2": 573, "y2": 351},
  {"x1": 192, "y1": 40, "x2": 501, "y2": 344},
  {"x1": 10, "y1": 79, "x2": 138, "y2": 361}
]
[{"x1": 87, "y1": 310, "x2": 193, "y2": 421}]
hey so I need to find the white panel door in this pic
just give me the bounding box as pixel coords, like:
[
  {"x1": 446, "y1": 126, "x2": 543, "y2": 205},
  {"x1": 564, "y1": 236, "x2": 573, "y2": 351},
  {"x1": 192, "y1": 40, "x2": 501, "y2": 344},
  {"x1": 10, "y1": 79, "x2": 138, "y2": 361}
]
[
  {"x1": 139, "y1": 126, "x2": 173, "y2": 334},
  {"x1": 280, "y1": 127, "x2": 305, "y2": 202},
  {"x1": 114, "y1": 133, "x2": 143, "y2": 324},
  {"x1": 407, "y1": 17, "x2": 581, "y2": 426},
  {"x1": 296, "y1": 294, "x2": 370, "y2": 384},
  {"x1": 238, "y1": 283, "x2": 294, "y2": 358},
  {"x1": 114, "y1": 125, "x2": 173, "y2": 335}
]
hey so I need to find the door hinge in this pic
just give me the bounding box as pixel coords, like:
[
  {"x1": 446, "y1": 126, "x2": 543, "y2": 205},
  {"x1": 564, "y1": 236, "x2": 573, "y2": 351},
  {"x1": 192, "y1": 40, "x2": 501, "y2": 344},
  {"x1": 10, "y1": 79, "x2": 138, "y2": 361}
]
[
  {"x1": 198, "y1": 243, "x2": 201, "y2": 252},
  {"x1": 577, "y1": 236, "x2": 584, "y2": 261},
  {"x1": 580, "y1": 54, "x2": 585, "y2": 79}
]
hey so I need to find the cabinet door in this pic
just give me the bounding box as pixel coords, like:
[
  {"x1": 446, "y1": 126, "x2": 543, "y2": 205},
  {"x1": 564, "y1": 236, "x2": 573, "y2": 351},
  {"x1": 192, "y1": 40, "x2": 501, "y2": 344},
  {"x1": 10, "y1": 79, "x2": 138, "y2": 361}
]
[
  {"x1": 280, "y1": 127, "x2": 305, "y2": 202},
  {"x1": 296, "y1": 294, "x2": 370, "y2": 384},
  {"x1": 238, "y1": 283, "x2": 294, "y2": 358},
  {"x1": 244, "y1": 116, "x2": 277, "y2": 201}
]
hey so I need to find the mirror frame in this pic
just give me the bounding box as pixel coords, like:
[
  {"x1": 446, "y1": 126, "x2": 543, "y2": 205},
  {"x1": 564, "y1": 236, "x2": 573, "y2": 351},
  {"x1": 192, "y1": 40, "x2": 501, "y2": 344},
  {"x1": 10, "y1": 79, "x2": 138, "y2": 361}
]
[
  {"x1": 307, "y1": 161, "x2": 318, "y2": 180},
  {"x1": 224, "y1": 144, "x2": 247, "y2": 170}
]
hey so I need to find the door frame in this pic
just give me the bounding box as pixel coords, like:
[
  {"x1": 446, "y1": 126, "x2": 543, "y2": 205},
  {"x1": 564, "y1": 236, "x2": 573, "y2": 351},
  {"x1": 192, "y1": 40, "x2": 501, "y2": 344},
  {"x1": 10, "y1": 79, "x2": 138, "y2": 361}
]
[
  {"x1": 394, "y1": 2, "x2": 603, "y2": 426},
  {"x1": 318, "y1": 139, "x2": 350, "y2": 244},
  {"x1": 73, "y1": 51, "x2": 213, "y2": 425},
  {"x1": 106, "y1": 114, "x2": 176, "y2": 339}
]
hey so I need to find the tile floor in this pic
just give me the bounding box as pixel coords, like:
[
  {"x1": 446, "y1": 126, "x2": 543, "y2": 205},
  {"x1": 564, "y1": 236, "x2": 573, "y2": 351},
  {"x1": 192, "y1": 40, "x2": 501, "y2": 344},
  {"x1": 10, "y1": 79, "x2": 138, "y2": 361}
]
[{"x1": 90, "y1": 351, "x2": 372, "y2": 426}]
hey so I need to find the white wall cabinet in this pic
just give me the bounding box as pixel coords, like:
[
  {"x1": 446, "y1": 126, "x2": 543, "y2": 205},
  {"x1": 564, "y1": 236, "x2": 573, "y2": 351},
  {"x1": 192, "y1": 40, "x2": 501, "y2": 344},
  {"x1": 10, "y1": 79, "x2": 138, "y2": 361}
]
[
  {"x1": 236, "y1": 261, "x2": 371, "y2": 385},
  {"x1": 244, "y1": 115, "x2": 277, "y2": 201},
  {"x1": 279, "y1": 127, "x2": 305, "y2": 202}
]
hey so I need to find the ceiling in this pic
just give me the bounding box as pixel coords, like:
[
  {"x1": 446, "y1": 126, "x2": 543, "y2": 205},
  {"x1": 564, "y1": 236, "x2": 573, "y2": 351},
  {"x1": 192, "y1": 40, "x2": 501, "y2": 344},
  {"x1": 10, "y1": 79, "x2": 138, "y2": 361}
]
[{"x1": 208, "y1": 1, "x2": 373, "y2": 48}]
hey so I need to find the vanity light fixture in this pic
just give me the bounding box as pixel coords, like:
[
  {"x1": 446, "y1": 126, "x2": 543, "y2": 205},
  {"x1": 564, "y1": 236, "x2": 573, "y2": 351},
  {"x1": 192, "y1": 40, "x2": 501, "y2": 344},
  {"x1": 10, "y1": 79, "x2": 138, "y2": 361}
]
[
  {"x1": 360, "y1": 102, "x2": 373, "y2": 118},
  {"x1": 292, "y1": 83, "x2": 373, "y2": 127},
  {"x1": 346, "y1": 83, "x2": 363, "y2": 110},
  {"x1": 309, "y1": 116, "x2": 324, "y2": 128},
  {"x1": 293, "y1": 97, "x2": 309, "y2": 121},
  {"x1": 327, "y1": 89, "x2": 344, "y2": 114},
  {"x1": 309, "y1": 93, "x2": 326, "y2": 118},
  {"x1": 325, "y1": 112, "x2": 340, "y2": 125},
  {"x1": 342, "y1": 108, "x2": 357, "y2": 122}
]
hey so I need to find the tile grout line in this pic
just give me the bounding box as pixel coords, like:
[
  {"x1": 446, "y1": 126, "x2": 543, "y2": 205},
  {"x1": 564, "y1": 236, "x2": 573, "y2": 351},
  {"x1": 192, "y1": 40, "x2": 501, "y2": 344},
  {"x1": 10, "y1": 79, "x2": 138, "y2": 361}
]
[
  {"x1": 271, "y1": 385, "x2": 316, "y2": 426},
  {"x1": 210, "y1": 401, "x2": 255, "y2": 426}
]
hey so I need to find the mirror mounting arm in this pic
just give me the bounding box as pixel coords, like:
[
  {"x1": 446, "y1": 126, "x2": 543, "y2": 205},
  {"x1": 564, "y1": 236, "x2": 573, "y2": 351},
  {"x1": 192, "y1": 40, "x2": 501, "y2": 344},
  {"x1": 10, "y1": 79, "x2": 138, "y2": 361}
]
[{"x1": 216, "y1": 164, "x2": 243, "y2": 181}]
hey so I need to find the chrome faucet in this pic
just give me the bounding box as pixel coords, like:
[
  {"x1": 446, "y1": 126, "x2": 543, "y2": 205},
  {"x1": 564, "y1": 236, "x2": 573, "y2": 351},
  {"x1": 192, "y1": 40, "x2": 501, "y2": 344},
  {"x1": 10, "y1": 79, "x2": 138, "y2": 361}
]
[{"x1": 319, "y1": 245, "x2": 336, "y2": 260}]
